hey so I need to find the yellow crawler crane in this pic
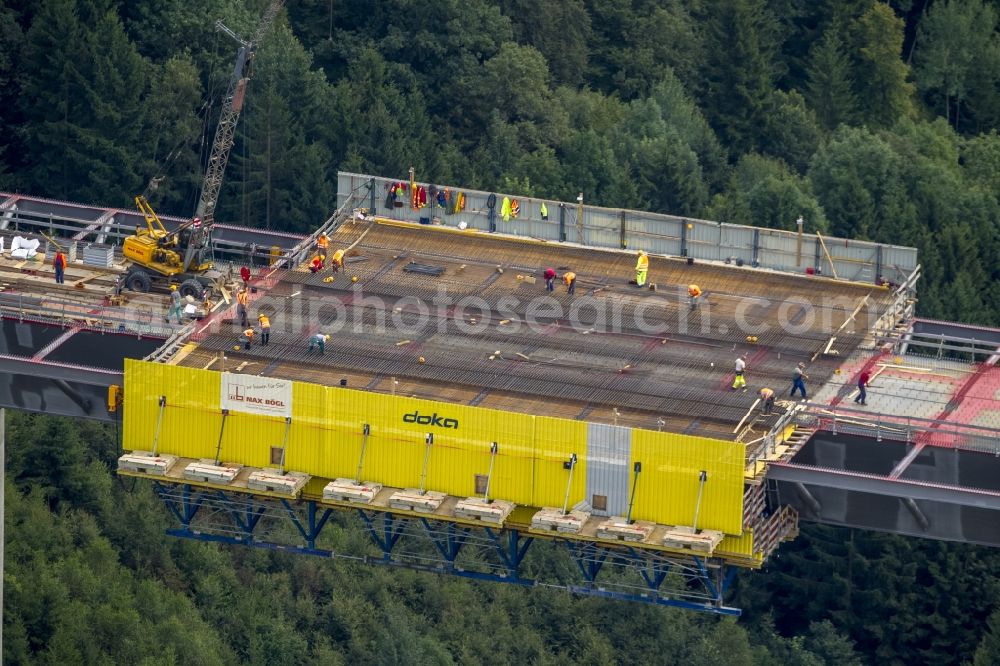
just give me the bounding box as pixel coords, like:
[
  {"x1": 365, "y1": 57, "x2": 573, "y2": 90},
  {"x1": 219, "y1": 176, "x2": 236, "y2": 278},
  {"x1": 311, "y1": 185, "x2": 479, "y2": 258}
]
[{"x1": 122, "y1": 195, "x2": 220, "y2": 298}]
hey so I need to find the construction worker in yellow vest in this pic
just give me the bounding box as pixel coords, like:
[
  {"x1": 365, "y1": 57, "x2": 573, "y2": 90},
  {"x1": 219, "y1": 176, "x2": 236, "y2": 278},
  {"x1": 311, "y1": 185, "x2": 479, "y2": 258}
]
[
  {"x1": 688, "y1": 284, "x2": 702, "y2": 310},
  {"x1": 330, "y1": 248, "x2": 345, "y2": 273},
  {"x1": 635, "y1": 251, "x2": 649, "y2": 287},
  {"x1": 257, "y1": 313, "x2": 271, "y2": 346},
  {"x1": 759, "y1": 387, "x2": 775, "y2": 415},
  {"x1": 563, "y1": 270, "x2": 577, "y2": 295},
  {"x1": 236, "y1": 287, "x2": 249, "y2": 327},
  {"x1": 241, "y1": 327, "x2": 255, "y2": 350}
]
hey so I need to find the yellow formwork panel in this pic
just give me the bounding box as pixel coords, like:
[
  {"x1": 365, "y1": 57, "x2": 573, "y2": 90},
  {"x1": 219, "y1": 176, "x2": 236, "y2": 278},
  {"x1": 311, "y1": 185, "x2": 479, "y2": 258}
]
[
  {"x1": 339, "y1": 390, "x2": 427, "y2": 490},
  {"x1": 124, "y1": 361, "x2": 745, "y2": 534},
  {"x1": 124, "y1": 359, "x2": 221, "y2": 460},
  {"x1": 221, "y1": 411, "x2": 282, "y2": 468},
  {"x1": 716, "y1": 531, "x2": 763, "y2": 566},
  {"x1": 629, "y1": 430, "x2": 745, "y2": 535},
  {"x1": 351, "y1": 392, "x2": 536, "y2": 503},
  {"x1": 532, "y1": 417, "x2": 587, "y2": 508},
  {"x1": 283, "y1": 380, "x2": 335, "y2": 475}
]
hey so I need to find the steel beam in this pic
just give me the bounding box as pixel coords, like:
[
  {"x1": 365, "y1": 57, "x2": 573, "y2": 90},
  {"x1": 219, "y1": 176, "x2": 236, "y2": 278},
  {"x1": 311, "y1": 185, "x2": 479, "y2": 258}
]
[
  {"x1": 147, "y1": 486, "x2": 743, "y2": 616},
  {"x1": 768, "y1": 463, "x2": 1000, "y2": 511},
  {"x1": 0, "y1": 354, "x2": 121, "y2": 385}
]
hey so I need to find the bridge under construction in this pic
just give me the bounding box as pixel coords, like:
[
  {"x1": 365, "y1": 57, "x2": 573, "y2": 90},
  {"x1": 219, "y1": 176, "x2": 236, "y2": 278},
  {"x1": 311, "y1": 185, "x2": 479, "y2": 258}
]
[{"x1": 3, "y1": 174, "x2": 999, "y2": 615}]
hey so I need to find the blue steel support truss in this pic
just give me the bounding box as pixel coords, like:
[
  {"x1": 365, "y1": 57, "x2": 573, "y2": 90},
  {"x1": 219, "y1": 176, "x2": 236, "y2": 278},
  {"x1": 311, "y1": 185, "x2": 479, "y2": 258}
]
[{"x1": 148, "y1": 483, "x2": 741, "y2": 616}]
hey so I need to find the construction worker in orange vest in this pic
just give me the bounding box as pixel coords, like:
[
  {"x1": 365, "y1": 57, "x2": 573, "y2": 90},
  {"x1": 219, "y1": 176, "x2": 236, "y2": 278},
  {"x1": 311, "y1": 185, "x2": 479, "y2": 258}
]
[
  {"x1": 330, "y1": 248, "x2": 345, "y2": 272},
  {"x1": 759, "y1": 387, "x2": 775, "y2": 415},
  {"x1": 257, "y1": 313, "x2": 271, "y2": 346},
  {"x1": 635, "y1": 251, "x2": 649, "y2": 287},
  {"x1": 241, "y1": 327, "x2": 255, "y2": 350},
  {"x1": 53, "y1": 250, "x2": 67, "y2": 284},
  {"x1": 316, "y1": 233, "x2": 329, "y2": 254},
  {"x1": 236, "y1": 287, "x2": 249, "y2": 327},
  {"x1": 309, "y1": 254, "x2": 325, "y2": 273},
  {"x1": 687, "y1": 284, "x2": 702, "y2": 310},
  {"x1": 563, "y1": 270, "x2": 577, "y2": 295}
]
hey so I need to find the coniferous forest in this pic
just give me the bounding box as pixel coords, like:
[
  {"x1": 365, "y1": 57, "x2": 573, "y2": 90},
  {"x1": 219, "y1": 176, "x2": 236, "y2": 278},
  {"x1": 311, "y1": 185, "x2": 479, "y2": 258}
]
[{"x1": 3, "y1": 0, "x2": 1000, "y2": 663}]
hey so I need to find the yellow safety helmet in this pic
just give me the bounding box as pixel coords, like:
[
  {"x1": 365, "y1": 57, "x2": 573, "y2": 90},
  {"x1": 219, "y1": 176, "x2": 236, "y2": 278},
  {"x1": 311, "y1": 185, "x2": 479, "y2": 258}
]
[{"x1": 170, "y1": 284, "x2": 177, "y2": 290}]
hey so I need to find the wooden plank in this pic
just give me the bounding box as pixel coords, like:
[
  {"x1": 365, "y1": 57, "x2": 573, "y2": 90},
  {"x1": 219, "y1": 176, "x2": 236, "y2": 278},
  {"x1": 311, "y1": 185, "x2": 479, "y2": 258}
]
[{"x1": 815, "y1": 232, "x2": 839, "y2": 279}]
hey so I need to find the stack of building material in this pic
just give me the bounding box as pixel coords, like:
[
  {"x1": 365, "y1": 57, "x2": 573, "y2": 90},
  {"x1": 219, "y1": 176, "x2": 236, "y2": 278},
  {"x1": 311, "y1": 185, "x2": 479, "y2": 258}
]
[
  {"x1": 453, "y1": 497, "x2": 514, "y2": 524},
  {"x1": 531, "y1": 507, "x2": 590, "y2": 534},
  {"x1": 660, "y1": 526, "x2": 724, "y2": 553},
  {"x1": 247, "y1": 469, "x2": 309, "y2": 496},
  {"x1": 117, "y1": 451, "x2": 178, "y2": 476},
  {"x1": 183, "y1": 460, "x2": 240, "y2": 485},
  {"x1": 388, "y1": 488, "x2": 446, "y2": 513},
  {"x1": 596, "y1": 517, "x2": 655, "y2": 542},
  {"x1": 323, "y1": 478, "x2": 382, "y2": 504}
]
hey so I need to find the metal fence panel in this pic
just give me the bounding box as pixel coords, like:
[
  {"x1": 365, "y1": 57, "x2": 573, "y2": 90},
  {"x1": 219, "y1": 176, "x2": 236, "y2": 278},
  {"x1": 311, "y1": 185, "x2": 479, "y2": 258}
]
[
  {"x1": 585, "y1": 422, "x2": 631, "y2": 517},
  {"x1": 338, "y1": 172, "x2": 919, "y2": 283}
]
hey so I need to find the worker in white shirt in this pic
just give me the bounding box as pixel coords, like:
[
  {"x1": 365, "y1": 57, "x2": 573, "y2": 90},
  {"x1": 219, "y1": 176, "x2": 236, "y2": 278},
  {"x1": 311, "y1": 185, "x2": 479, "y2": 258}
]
[{"x1": 732, "y1": 354, "x2": 747, "y2": 390}]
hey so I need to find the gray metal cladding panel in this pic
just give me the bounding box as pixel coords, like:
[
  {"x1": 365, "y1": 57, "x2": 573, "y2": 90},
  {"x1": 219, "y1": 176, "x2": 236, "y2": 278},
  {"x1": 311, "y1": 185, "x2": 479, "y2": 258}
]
[
  {"x1": 882, "y1": 246, "x2": 918, "y2": 273},
  {"x1": 687, "y1": 219, "x2": 720, "y2": 245},
  {"x1": 586, "y1": 422, "x2": 632, "y2": 516}
]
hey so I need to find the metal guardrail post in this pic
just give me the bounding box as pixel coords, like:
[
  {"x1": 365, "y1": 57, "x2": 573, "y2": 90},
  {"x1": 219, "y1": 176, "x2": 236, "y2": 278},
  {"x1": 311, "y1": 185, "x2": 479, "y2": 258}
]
[
  {"x1": 419, "y1": 433, "x2": 433, "y2": 494},
  {"x1": 561, "y1": 453, "x2": 577, "y2": 516},
  {"x1": 483, "y1": 442, "x2": 498, "y2": 503},
  {"x1": 355, "y1": 423, "x2": 371, "y2": 484},
  {"x1": 625, "y1": 461, "x2": 641, "y2": 525},
  {"x1": 692, "y1": 470, "x2": 707, "y2": 531},
  {"x1": 151, "y1": 396, "x2": 166, "y2": 456}
]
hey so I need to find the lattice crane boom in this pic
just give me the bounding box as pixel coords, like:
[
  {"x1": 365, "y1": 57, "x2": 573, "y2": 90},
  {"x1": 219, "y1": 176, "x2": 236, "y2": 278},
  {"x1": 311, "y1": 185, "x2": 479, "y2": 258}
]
[{"x1": 195, "y1": 0, "x2": 286, "y2": 225}]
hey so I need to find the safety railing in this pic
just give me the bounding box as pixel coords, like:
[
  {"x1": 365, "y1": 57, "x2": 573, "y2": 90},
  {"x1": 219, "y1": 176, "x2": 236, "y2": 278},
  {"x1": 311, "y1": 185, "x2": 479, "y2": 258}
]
[
  {"x1": 0, "y1": 293, "x2": 175, "y2": 338},
  {"x1": 753, "y1": 505, "x2": 799, "y2": 559},
  {"x1": 285, "y1": 184, "x2": 370, "y2": 270},
  {"x1": 744, "y1": 404, "x2": 800, "y2": 468},
  {"x1": 797, "y1": 403, "x2": 1000, "y2": 455}
]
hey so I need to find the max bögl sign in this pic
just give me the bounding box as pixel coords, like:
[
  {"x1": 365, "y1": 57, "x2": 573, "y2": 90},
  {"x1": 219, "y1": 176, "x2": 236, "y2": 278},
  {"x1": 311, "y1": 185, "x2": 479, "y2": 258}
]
[{"x1": 221, "y1": 373, "x2": 292, "y2": 418}]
